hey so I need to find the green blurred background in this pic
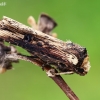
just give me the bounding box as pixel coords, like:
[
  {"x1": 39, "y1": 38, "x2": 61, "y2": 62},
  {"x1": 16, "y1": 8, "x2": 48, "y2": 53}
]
[{"x1": 0, "y1": 0, "x2": 99, "y2": 100}]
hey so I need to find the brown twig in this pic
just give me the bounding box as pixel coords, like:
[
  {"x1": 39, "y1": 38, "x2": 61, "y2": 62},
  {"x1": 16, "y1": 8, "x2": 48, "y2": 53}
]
[{"x1": 51, "y1": 76, "x2": 79, "y2": 100}]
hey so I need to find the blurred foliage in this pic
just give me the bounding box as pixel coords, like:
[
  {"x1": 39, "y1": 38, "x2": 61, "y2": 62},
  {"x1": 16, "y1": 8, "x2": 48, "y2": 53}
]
[{"x1": 0, "y1": 0, "x2": 100, "y2": 100}]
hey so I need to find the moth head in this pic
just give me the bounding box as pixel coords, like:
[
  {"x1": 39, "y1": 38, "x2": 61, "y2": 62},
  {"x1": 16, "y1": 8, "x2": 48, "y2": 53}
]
[
  {"x1": 66, "y1": 41, "x2": 91, "y2": 76},
  {"x1": 75, "y1": 56, "x2": 91, "y2": 75}
]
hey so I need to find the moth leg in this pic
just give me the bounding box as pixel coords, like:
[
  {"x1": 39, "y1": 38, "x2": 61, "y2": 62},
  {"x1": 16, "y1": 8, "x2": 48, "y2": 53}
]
[
  {"x1": 54, "y1": 71, "x2": 74, "y2": 75},
  {"x1": 46, "y1": 68, "x2": 74, "y2": 77}
]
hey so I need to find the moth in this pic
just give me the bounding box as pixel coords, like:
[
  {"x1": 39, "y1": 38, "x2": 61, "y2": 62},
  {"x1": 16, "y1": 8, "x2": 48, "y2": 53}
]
[{"x1": 0, "y1": 15, "x2": 91, "y2": 76}]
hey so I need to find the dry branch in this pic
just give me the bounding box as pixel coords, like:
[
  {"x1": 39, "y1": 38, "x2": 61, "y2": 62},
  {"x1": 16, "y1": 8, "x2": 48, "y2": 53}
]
[{"x1": 0, "y1": 16, "x2": 91, "y2": 100}]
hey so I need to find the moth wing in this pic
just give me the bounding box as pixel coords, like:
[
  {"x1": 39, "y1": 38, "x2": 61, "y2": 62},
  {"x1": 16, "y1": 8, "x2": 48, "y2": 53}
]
[{"x1": 37, "y1": 13, "x2": 57, "y2": 34}]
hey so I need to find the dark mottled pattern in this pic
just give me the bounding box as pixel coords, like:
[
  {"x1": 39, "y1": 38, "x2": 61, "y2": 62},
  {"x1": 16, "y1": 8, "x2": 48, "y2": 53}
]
[{"x1": 0, "y1": 17, "x2": 88, "y2": 76}]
